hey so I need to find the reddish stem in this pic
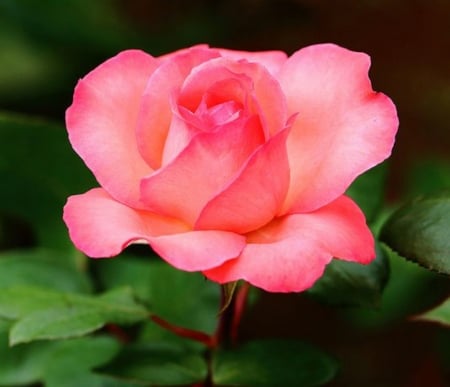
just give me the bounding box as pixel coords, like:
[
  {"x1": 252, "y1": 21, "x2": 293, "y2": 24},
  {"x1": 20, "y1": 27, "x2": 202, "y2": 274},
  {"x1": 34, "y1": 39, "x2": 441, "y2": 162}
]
[
  {"x1": 230, "y1": 282, "x2": 250, "y2": 345},
  {"x1": 149, "y1": 282, "x2": 251, "y2": 351},
  {"x1": 105, "y1": 323, "x2": 131, "y2": 343},
  {"x1": 150, "y1": 315, "x2": 216, "y2": 348},
  {"x1": 212, "y1": 282, "x2": 251, "y2": 348}
]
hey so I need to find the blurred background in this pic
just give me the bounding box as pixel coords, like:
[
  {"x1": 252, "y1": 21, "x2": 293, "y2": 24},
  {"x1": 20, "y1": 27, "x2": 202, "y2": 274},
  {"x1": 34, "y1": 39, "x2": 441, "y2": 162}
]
[{"x1": 0, "y1": 0, "x2": 449, "y2": 386}]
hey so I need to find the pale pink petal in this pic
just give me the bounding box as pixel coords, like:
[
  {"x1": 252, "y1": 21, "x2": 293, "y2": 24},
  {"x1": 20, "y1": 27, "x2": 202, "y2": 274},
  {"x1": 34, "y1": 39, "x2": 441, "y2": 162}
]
[
  {"x1": 278, "y1": 43, "x2": 398, "y2": 214},
  {"x1": 63, "y1": 188, "x2": 245, "y2": 271},
  {"x1": 179, "y1": 57, "x2": 288, "y2": 137},
  {"x1": 140, "y1": 116, "x2": 265, "y2": 225},
  {"x1": 136, "y1": 47, "x2": 221, "y2": 169},
  {"x1": 156, "y1": 44, "x2": 210, "y2": 62},
  {"x1": 66, "y1": 50, "x2": 158, "y2": 208},
  {"x1": 216, "y1": 47, "x2": 288, "y2": 76},
  {"x1": 204, "y1": 195, "x2": 374, "y2": 292},
  {"x1": 195, "y1": 128, "x2": 290, "y2": 234}
]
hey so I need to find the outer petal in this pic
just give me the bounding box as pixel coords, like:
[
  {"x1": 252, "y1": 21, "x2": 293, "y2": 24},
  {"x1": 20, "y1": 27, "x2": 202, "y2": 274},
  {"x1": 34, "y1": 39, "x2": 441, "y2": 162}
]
[
  {"x1": 216, "y1": 47, "x2": 288, "y2": 76},
  {"x1": 158, "y1": 45, "x2": 288, "y2": 76},
  {"x1": 140, "y1": 115, "x2": 265, "y2": 225},
  {"x1": 136, "y1": 47, "x2": 221, "y2": 169},
  {"x1": 195, "y1": 127, "x2": 290, "y2": 234},
  {"x1": 66, "y1": 50, "x2": 158, "y2": 208},
  {"x1": 63, "y1": 188, "x2": 245, "y2": 271},
  {"x1": 156, "y1": 44, "x2": 210, "y2": 62},
  {"x1": 278, "y1": 43, "x2": 398, "y2": 214},
  {"x1": 179, "y1": 57, "x2": 288, "y2": 137},
  {"x1": 204, "y1": 195, "x2": 374, "y2": 292}
]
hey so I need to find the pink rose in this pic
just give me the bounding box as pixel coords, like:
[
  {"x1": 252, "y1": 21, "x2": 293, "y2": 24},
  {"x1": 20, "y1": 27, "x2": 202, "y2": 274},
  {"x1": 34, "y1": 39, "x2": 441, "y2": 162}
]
[{"x1": 63, "y1": 44, "x2": 398, "y2": 292}]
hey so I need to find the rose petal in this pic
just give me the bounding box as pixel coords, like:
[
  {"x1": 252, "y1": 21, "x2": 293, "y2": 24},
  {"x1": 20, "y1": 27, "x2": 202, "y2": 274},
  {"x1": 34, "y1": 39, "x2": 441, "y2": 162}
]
[
  {"x1": 161, "y1": 77, "x2": 249, "y2": 166},
  {"x1": 278, "y1": 43, "x2": 398, "y2": 213},
  {"x1": 179, "y1": 57, "x2": 288, "y2": 137},
  {"x1": 63, "y1": 188, "x2": 245, "y2": 271},
  {"x1": 140, "y1": 115, "x2": 265, "y2": 225},
  {"x1": 63, "y1": 188, "x2": 186, "y2": 257},
  {"x1": 195, "y1": 127, "x2": 290, "y2": 234},
  {"x1": 136, "y1": 47, "x2": 221, "y2": 169},
  {"x1": 156, "y1": 44, "x2": 210, "y2": 62},
  {"x1": 150, "y1": 231, "x2": 245, "y2": 272},
  {"x1": 66, "y1": 50, "x2": 158, "y2": 208},
  {"x1": 160, "y1": 96, "x2": 196, "y2": 166},
  {"x1": 178, "y1": 60, "x2": 253, "y2": 112},
  {"x1": 217, "y1": 47, "x2": 288, "y2": 76},
  {"x1": 204, "y1": 195, "x2": 374, "y2": 292}
]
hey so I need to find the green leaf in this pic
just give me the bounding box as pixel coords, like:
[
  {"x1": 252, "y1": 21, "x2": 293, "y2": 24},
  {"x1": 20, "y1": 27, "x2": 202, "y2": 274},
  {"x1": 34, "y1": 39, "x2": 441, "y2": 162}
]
[
  {"x1": 0, "y1": 331, "x2": 55, "y2": 385},
  {"x1": 342, "y1": 247, "x2": 448, "y2": 328},
  {"x1": 0, "y1": 112, "x2": 96, "y2": 249},
  {"x1": 42, "y1": 336, "x2": 121, "y2": 387},
  {"x1": 46, "y1": 373, "x2": 143, "y2": 387},
  {"x1": 0, "y1": 286, "x2": 148, "y2": 344},
  {"x1": 0, "y1": 248, "x2": 91, "y2": 293},
  {"x1": 346, "y1": 163, "x2": 387, "y2": 222},
  {"x1": 0, "y1": 333, "x2": 119, "y2": 386},
  {"x1": 308, "y1": 242, "x2": 389, "y2": 307},
  {"x1": 212, "y1": 339, "x2": 338, "y2": 386},
  {"x1": 102, "y1": 342, "x2": 207, "y2": 386},
  {"x1": 415, "y1": 297, "x2": 450, "y2": 327},
  {"x1": 380, "y1": 192, "x2": 450, "y2": 274},
  {"x1": 10, "y1": 307, "x2": 107, "y2": 345},
  {"x1": 95, "y1": 256, "x2": 220, "y2": 335}
]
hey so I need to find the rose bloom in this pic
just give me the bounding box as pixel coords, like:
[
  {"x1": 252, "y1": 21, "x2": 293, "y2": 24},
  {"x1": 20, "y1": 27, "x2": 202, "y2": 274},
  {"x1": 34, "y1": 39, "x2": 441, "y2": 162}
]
[{"x1": 63, "y1": 44, "x2": 398, "y2": 292}]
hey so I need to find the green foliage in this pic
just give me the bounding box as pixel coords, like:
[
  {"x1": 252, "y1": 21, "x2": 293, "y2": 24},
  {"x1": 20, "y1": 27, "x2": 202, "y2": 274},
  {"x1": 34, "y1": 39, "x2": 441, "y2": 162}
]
[
  {"x1": 309, "y1": 242, "x2": 389, "y2": 307},
  {"x1": 380, "y1": 192, "x2": 450, "y2": 274},
  {"x1": 212, "y1": 339, "x2": 338, "y2": 386},
  {"x1": 0, "y1": 286, "x2": 148, "y2": 345},
  {"x1": 0, "y1": 248, "x2": 91, "y2": 293},
  {"x1": 0, "y1": 330, "x2": 120, "y2": 387},
  {"x1": 102, "y1": 342, "x2": 208, "y2": 386},
  {"x1": 346, "y1": 163, "x2": 387, "y2": 222},
  {"x1": 341, "y1": 247, "x2": 448, "y2": 328},
  {"x1": 94, "y1": 256, "x2": 220, "y2": 335}
]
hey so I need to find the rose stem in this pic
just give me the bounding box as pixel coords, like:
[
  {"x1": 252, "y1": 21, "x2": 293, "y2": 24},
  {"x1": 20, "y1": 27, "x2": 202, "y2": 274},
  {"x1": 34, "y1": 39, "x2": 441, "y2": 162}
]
[
  {"x1": 150, "y1": 315, "x2": 215, "y2": 348},
  {"x1": 213, "y1": 282, "x2": 251, "y2": 348},
  {"x1": 230, "y1": 282, "x2": 250, "y2": 345},
  {"x1": 105, "y1": 323, "x2": 131, "y2": 343}
]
